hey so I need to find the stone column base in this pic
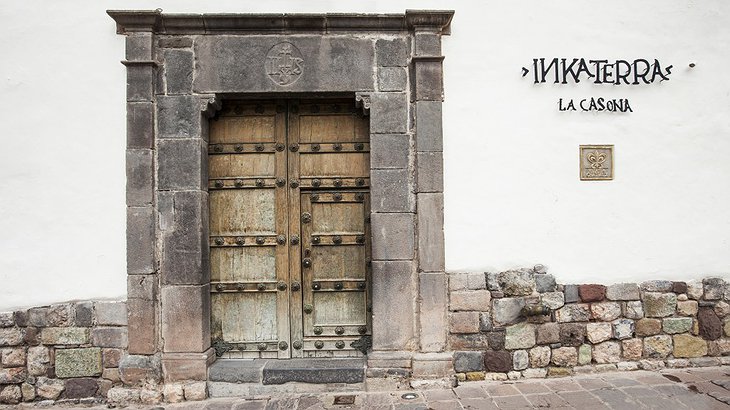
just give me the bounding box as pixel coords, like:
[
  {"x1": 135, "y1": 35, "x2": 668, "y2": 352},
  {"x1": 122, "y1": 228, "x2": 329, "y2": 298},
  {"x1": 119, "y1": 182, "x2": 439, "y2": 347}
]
[
  {"x1": 161, "y1": 348, "x2": 215, "y2": 382},
  {"x1": 410, "y1": 352, "x2": 455, "y2": 389}
]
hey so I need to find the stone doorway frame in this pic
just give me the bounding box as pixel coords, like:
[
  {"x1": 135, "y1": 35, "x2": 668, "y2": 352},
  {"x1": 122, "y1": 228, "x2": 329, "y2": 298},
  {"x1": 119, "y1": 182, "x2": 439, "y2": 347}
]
[{"x1": 109, "y1": 9, "x2": 453, "y2": 382}]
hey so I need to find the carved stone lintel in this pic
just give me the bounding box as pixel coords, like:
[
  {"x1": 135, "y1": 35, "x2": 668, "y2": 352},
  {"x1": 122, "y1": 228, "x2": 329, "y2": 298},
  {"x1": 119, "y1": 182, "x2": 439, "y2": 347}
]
[
  {"x1": 199, "y1": 94, "x2": 222, "y2": 118},
  {"x1": 355, "y1": 93, "x2": 371, "y2": 117}
]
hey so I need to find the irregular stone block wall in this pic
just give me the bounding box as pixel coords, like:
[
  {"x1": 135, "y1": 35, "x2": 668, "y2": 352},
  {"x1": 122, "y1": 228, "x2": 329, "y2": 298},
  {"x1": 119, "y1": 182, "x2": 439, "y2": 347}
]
[
  {"x1": 0, "y1": 301, "x2": 128, "y2": 405},
  {"x1": 449, "y1": 268, "x2": 730, "y2": 381}
]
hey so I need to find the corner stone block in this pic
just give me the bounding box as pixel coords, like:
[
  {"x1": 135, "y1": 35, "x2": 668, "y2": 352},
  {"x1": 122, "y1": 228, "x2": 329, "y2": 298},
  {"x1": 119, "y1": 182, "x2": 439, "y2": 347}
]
[
  {"x1": 127, "y1": 102, "x2": 154, "y2": 149},
  {"x1": 127, "y1": 206, "x2": 155, "y2": 275},
  {"x1": 127, "y1": 65, "x2": 155, "y2": 102},
  {"x1": 160, "y1": 191, "x2": 210, "y2": 286},
  {"x1": 164, "y1": 49, "x2": 194, "y2": 94},
  {"x1": 370, "y1": 134, "x2": 410, "y2": 169},
  {"x1": 157, "y1": 138, "x2": 206, "y2": 190},
  {"x1": 416, "y1": 152, "x2": 444, "y2": 193},
  {"x1": 420, "y1": 273, "x2": 448, "y2": 351},
  {"x1": 371, "y1": 261, "x2": 416, "y2": 350},
  {"x1": 161, "y1": 285, "x2": 211, "y2": 353},
  {"x1": 414, "y1": 32, "x2": 441, "y2": 57},
  {"x1": 126, "y1": 149, "x2": 154, "y2": 206},
  {"x1": 127, "y1": 274, "x2": 157, "y2": 300},
  {"x1": 370, "y1": 93, "x2": 408, "y2": 134},
  {"x1": 415, "y1": 101, "x2": 443, "y2": 152},
  {"x1": 162, "y1": 353, "x2": 211, "y2": 382},
  {"x1": 376, "y1": 38, "x2": 408, "y2": 67},
  {"x1": 55, "y1": 348, "x2": 102, "y2": 378},
  {"x1": 157, "y1": 95, "x2": 204, "y2": 139},
  {"x1": 127, "y1": 298, "x2": 156, "y2": 355},
  {"x1": 126, "y1": 33, "x2": 153, "y2": 61},
  {"x1": 414, "y1": 60, "x2": 443, "y2": 102},
  {"x1": 370, "y1": 169, "x2": 413, "y2": 212},
  {"x1": 371, "y1": 213, "x2": 414, "y2": 260},
  {"x1": 417, "y1": 193, "x2": 445, "y2": 272},
  {"x1": 378, "y1": 66, "x2": 407, "y2": 92}
]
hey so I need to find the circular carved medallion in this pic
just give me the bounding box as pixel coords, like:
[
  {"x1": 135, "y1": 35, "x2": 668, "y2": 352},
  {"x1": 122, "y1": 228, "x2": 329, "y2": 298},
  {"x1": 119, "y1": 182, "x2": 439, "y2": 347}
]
[{"x1": 266, "y1": 42, "x2": 304, "y2": 86}]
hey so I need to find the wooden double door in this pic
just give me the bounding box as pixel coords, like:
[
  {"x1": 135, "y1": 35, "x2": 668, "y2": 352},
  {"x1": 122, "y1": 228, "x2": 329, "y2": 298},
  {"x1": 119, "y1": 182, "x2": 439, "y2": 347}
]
[{"x1": 208, "y1": 100, "x2": 371, "y2": 358}]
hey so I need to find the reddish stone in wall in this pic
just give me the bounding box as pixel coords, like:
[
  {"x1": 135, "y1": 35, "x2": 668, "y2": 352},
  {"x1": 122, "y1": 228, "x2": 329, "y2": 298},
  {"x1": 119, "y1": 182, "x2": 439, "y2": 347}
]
[
  {"x1": 672, "y1": 281, "x2": 688, "y2": 294},
  {"x1": 484, "y1": 350, "x2": 512, "y2": 372},
  {"x1": 578, "y1": 284, "x2": 606, "y2": 302},
  {"x1": 698, "y1": 307, "x2": 722, "y2": 341}
]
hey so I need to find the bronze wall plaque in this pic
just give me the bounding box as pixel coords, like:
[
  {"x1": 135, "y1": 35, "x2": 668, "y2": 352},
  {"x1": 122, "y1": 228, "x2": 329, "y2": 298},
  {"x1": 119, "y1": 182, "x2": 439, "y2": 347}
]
[{"x1": 580, "y1": 145, "x2": 614, "y2": 180}]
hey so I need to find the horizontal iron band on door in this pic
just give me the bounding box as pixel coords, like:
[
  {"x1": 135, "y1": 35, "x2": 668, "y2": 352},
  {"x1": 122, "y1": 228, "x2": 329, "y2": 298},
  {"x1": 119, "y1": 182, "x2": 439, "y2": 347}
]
[
  {"x1": 301, "y1": 339, "x2": 364, "y2": 351},
  {"x1": 310, "y1": 280, "x2": 367, "y2": 291},
  {"x1": 209, "y1": 177, "x2": 278, "y2": 189},
  {"x1": 210, "y1": 142, "x2": 283, "y2": 154},
  {"x1": 210, "y1": 235, "x2": 280, "y2": 247},
  {"x1": 211, "y1": 281, "x2": 286, "y2": 293},
  {"x1": 299, "y1": 143, "x2": 369, "y2": 153},
  {"x1": 307, "y1": 325, "x2": 369, "y2": 336},
  {"x1": 310, "y1": 234, "x2": 367, "y2": 245},
  {"x1": 307, "y1": 190, "x2": 369, "y2": 201}
]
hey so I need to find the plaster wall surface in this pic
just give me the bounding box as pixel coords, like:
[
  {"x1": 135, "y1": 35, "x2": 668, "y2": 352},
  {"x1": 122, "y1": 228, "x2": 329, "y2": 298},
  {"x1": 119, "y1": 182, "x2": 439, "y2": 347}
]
[{"x1": 0, "y1": 0, "x2": 728, "y2": 309}]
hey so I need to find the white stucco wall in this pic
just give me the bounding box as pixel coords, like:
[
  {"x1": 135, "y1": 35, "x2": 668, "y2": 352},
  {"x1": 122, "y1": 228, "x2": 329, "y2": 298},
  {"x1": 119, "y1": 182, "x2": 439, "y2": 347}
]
[{"x1": 0, "y1": 0, "x2": 728, "y2": 309}]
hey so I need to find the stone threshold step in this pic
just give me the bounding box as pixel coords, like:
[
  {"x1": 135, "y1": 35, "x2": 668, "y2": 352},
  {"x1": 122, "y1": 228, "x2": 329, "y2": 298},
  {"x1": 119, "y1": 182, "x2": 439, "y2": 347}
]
[{"x1": 209, "y1": 358, "x2": 366, "y2": 385}]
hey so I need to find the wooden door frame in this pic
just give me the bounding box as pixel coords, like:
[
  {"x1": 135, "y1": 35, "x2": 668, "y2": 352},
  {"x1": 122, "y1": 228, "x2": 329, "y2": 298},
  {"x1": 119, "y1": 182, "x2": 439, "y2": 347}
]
[{"x1": 111, "y1": 9, "x2": 453, "y2": 382}]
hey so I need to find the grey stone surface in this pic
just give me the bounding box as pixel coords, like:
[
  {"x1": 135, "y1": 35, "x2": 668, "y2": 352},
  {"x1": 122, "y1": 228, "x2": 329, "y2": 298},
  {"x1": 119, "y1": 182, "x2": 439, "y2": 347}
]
[
  {"x1": 40, "y1": 327, "x2": 88, "y2": 345},
  {"x1": 370, "y1": 169, "x2": 413, "y2": 212},
  {"x1": 0, "y1": 328, "x2": 23, "y2": 346},
  {"x1": 158, "y1": 138, "x2": 206, "y2": 190},
  {"x1": 504, "y1": 323, "x2": 536, "y2": 350},
  {"x1": 492, "y1": 297, "x2": 525, "y2": 326},
  {"x1": 55, "y1": 348, "x2": 102, "y2": 378},
  {"x1": 643, "y1": 335, "x2": 673, "y2": 358},
  {"x1": 414, "y1": 32, "x2": 441, "y2": 57},
  {"x1": 95, "y1": 301, "x2": 128, "y2": 326},
  {"x1": 560, "y1": 323, "x2": 587, "y2": 347},
  {"x1": 416, "y1": 152, "x2": 444, "y2": 193},
  {"x1": 27, "y1": 346, "x2": 50, "y2": 376},
  {"x1": 640, "y1": 280, "x2": 673, "y2": 292},
  {"x1": 126, "y1": 33, "x2": 153, "y2": 61},
  {"x1": 593, "y1": 341, "x2": 621, "y2": 364},
  {"x1": 417, "y1": 193, "x2": 445, "y2": 272},
  {"x1": 371, "y1": 93, "x2": 408, "y2": 134},
  {"x1": 663, "y1": 317, "x2": 693, "y2": 334},
  {"x1": 195, "y1": 36, "x2": 375, "y2": 93},
  {"x1": 536, "y1": 274, "x2": 557, "y2": 293},
  {"x1": 371, "y1": 261, "x2": 416, "y2": 350},
  {"x1": 127, "y1": 274, "x2": 157, "y2": 300},
  {"x1": 590, "y1": 302, "x2": 622, "y2": 321},
  {"x1": 586, "y1": 323, "x2": 612, "y2": 344},
  {"x1": 127, "y1": 102, "x2": 154, "y2": 149},
  {"x1": 0, "y1": 312, "x2": 13, "y2": 328},
  {"x1": 453, "y1": 351, "x2": 484, "y2": 373},
  {"x1": 159, "y1": 191, "x2": 209, "y2": 285},
  {"x1": 371, "y1": 213, "x2": 414, "y2": 260},
  {"x1": 376, "y1": 38, "x2": 408, "y2": 67},
  {"x1": 91, "y1": 327, "x2": 128, "y2": 348},
  {"x1": 643, "y1": 292, "x2": 677, "y2": 318},
  {"x1": 127, "y1": 206, "x2": 155, "y2": 275},
  {"x1": 159, "y1": 36, "x2": 193, "y2": 49},
  {"x1": 419, "y1": 272, "x2": 447, "y2": 352},
  {"x1": 378, "y1": 66, "x2": 407, "y2": 91},
  {"x1": 624, "y1": 301, "x2": 644, "y2": 319},
  {"x1": 161, "y1": 285, "x2": 211, "y2": 353},
  {"x1": 613, "y1": 319, "x2": 635, "y2": 340},
  {"x1": 371, "y1": 134, "x2": 409, "y2": 169},
  {"x1": 127, "y1": 297, "x2": 156, "y2": 355},
  {"x1": 564, "y1": 285, "x2": 580, "y2": 303},
  {"x1": 414, "y1": 60, "x2": 443, "y2": 101},
  {"x1": 606, "y1": 283, "x2": 641, "y2": 301},
  {"x1": 537, "y1": 323, "x2": 560, "y2": 345},
  {"x1": 165, "y1": 49, "x2": 194, "y2": 94},
  {"x1": 704, "y1": 278, "x2": 726, "y2": 300},
  {"x1": 556, "y1": 304, "x2": 591, "y2": 322},
  {"x1": 127, "y1": 65, "x2": 154, "y2": 102},
  {"x1": 209, "y1": 359, "x2": 265, "y2": 383},
  {"x1": 35, "y1": 377, "x2": 64, "y2": 400},
  {"x1": 512, "y1": 350, "x2": 529, "y2": 371},
  {"x1": 486, "y1": 272, "x2": 501, "y2": 291},
  {"x1": 262, "y1": 359, "x2": 364, "y2": 385},
  {"x1": 541, "y1": 291, "x2": 565, "y2": 310},
  {"x1": 450, "y1": 290, "x2": 491, "y2": 311},
  {"x1": 498, "y1": 270, "x2": 535, "y2": 297},
  {"x1": 415, "y1": 101, "x2": 443, "y2": 152},
  {"x1": 479, "y1": 312, "x2": 492, "y2": 332},
  {"x1": 126, "y1": 149, "x2": 153, "y2": 206},
  {"x1": 157, "y1": 95, "x2": 203, "y2": 139}
]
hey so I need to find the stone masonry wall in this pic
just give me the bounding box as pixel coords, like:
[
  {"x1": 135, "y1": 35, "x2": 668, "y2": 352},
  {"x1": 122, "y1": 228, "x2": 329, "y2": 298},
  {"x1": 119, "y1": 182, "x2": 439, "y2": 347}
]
[{"x1": 449, "y1": 268, "x2": 730, "y2": 382}]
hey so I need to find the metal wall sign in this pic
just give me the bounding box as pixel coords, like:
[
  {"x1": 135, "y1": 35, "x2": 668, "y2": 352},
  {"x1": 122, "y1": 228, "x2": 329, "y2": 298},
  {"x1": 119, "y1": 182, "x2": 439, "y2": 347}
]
[{"x1": 580, "y1": 145, "x2": 614, "y2": 181}]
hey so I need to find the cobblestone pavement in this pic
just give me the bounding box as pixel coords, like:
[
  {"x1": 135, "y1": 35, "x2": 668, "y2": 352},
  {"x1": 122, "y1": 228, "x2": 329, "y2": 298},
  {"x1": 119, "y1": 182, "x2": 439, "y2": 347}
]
[{"x1": 6, "y1": 366, "x2": 730, "y2": 409}]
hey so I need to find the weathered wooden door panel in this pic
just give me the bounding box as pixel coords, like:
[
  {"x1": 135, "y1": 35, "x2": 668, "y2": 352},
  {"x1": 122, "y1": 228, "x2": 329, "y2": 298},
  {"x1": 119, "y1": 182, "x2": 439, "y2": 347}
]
[{"x1": 210, "y1": 99, "x2": 370, "y2": 359}]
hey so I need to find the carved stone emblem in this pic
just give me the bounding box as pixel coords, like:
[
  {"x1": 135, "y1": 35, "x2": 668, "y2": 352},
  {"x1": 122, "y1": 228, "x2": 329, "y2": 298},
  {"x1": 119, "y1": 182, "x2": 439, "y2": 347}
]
[
  {"x1": 580, "y1": 145, "x2": 614, "y2": 180},
  {"x1": 266, "y1": 42, "x2": 304, "y2": 86}
]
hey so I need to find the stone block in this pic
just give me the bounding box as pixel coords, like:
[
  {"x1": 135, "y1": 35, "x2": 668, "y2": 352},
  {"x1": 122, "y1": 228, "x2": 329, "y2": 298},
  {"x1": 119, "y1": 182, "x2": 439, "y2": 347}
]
[
  {"x1": 537, "y1": 323, "x2": 560, "y2": 345},
  {"x1": 484, "y1": 351, "x2": 512, "y2": 372},
  {"x1": 0, "y1": 384, "x2": 21, "y2": 404},
  {"x1": 127, "y1": 298, "x2": 156, "y2": 355},
  {"x1": 140, "y1": 387, "x2": 162, "y2": 404},
  {"x1": 416, "y1": 152, "x2": 443, "y2": 193},
  {"x1": 673, "y1": 334, "x2": 708, "y2": 358},
  {"x1": 95, "y1": 301, "x2": 127, "y2": 326},
  {"x1": 586, "y1": 323, "x2": 612, "y2": 344},
  {"x1": 161, "y1": 285, "x2": 210, "y2": 353},
  {"x1": 47, "y1": 304, "x2": 73, "y2": 327},
  {"x1": 119, "y1": 354, "x2": 161, "y2": 384},
  {"x1": 415, "y1": 101, "x2": 442, "y2": 152},
  {"x1": 479, "y1": 313, "x2": 492, "y2": 332},
  {"x1": 92, "y1": 327, "x2": 128, "y2": 348},
  {"x1": 162, "y1": 352, "x2": 211, "y2": 382},
  {"x1": 61, "y1": 378, "x2": 98, "y2": 399},
  {"x1": 414, "y1": 60, "x2": 443, "y2": 101},
  {"x1": 56, "y1": 348, "x2": 102, "y2": 378},
  {"x1": 157, "y1": 95, "x2": 203, "y2": 139},
  {"x1": 467, "y1": 273, "x2": 487, "y2": 290},
  {"x1": 370, "y1": 134, "x2": 409, "y2": 169},
  {"x1": 376, "y1": 38, "x2": 408, "y2": 67},
  {"x1": 371, "y1": 213, "x2": 414, "y2": 260},
  {"x1": 512, "y1": 350, "x2": 528, "y2": 370},
  {"x1": 0, "y1": 328, "x2": 23, "y2": 346},
  {"x1": 196, "y1": 36, "x2": 376, "y2": 92},
  {"x1": 535, "y1": 275, "x2": 557, "y2": 293},
  {"x1": 578, "y1": 344, "x2": 592, "y2": 365},
  {"x1": 623, "y1": 301, "x2": 644, "y2": 319},
  {"x1": 492, "y1": 297, "x2": 525, "y2": 326},
  {"x1": 673, "y1": 281, "x2": 688, "y2": 294},
  {"x1": 591, "y1": 302, "x2": 621, "y2": 322},
  {"x1": 579, "y1": 284, "x2": 606, "y2": 302},
  {"x1": 0, "y1": 367, "x2": 26, "y2": 384},
  {"x1": 417, "y1": 193, "x2": 445, "y2": 272},
  {"x1": 635, "y1": 318, "x2": 662, "y2": 337},
  {"x1": 159, "y1": 36, "x2": 193, "y2": 49},
  {"x1": 714, "y1": 301, "x2": 730, "y2": 317},
  {"x1": 159, "y1": 191, "x2": 209, "y2": 285},
  {"x1": 102, "y1": 348, "x2": 123, "y2": 368},
  {"x1": 725, "y1": 318, "x2": 730, "y2": 337},
  {"x1": 27, "y1": 346, "x2": 50, "y2": 376},
  {"x1": 127, "y1": 275, "x2": 157, "y2": 300},
  {"x1": 605, "y1": 283, "x2": 640, "y2": 301},
  {"x1": 125, "y1": 33, "x2": 153, "y2": 61},
  {"x1": 592, "y1": 341, "x2": 621, "y2": 364},
  {"x1": 540, "y1": 292, "x2": 564, "y2": 310},
  {"x1": 158, "y1": 138, "x2": 206, "y2": 190},
  {"x1": 208, "y1": 359, "x2": 264, "y2": 383},
  {"x1": 450, "y1": 290, "x2": 491, "y2": 311},
  {"x1": 103, "y1": 368, "x2": 121, "y2": 383},
  {"x1": 560, "y1": 323, "x2": 586, "y2": 346},
  {"x1": 164, "y1": 49, "x2": 193, "y2": 94},
  {"x1": 453, "y1": 351, "x2": 484, "y2": 373},
  {"x1": 0, "y1": 312, "x2": 13, "y2": 327},
  {"x1": 127, "y1": 65, "x2": 154, "y2": 101},
  {"x1": 504, "y1": 323, "x2": 536, "y2": 350},
  {"x1": 163, "y1": 383, "x2": 185, "y2": 403},
  {"x1": 448, "y1": 333, "x2": 490, "y2": 350},
  {"x1": 703, "y1": 277, "x2": 726, "y2": 300},
  {"x1": 73, "y1": 302, "x2": 93, "y2": 327},
  {"x1": 41, "y1": 327, "x2": 88, "y2": 345},
  {"x1": 707, "y1": 339, "x2": 730, "y2": 356},
  {"x1": 418, "y1": 271, "x2": 447, "y2": 352},
  {"x1": 556, "y1": 304, "x2": 591, "y2": 322},
  {"x1": 497, "y1": 269, "x2": 535, "y2": 297},
  {"x1": 563, "y1": 284, "x2": 580, "y2": 303},
  {"x1": 107, "y1": 386, "x2": 141, "y2": 405},
  {"x1": 698, "y1": 307, "x2": 722, "y2": 340},
  {"x1": 640, "y1": 280, "x2": 673, "y2": 292},
  {"x1": 687, "y1": 280, "x2": 704, "y2": 300},
  {"x1": 529, "y1": 345, "x2": 551, "y2": 367},
  {"x1": 27, "y1": 307, "x2": 48, "y2": 327},
  {"x1": 127, "y1": 102, "x2": 154, "y2": 149},
  {"x1": 486, "y1": 331, "x2": 506, "y2": 351},
  {"x1": 621, "y1": 339, "x2": 643, "y2": 361},
  {"x1": 1, "y1": 347, "x2": 25, "y2": 367},
  {"x1": 662, "y1": 317, "x2": 693, "y2": 334},
  {"x1": 371, "y1": 169, "x2": 413, "y2": 212},
  {"x1": 127, "y1": 206, "x2": 155, "y2": 275},
  {"x1": 642, "y1": 292, "x2": 677, "y2": 318},
  {"x1": 371, "y1": 261, "x2": 416, "y2": 350},
  {"x1": 414, "y1": 32, "x2": 441, "y2": 57},
  {"x1": 378, "y1": 66, "x2": 407, "y2": 91},
  {"x1": 643, "y1": 335, "x2": 673, "y2": 358},
  {"x1": 126, "y1": 149, "x2": 153, "y2": 206},
  {"x1": 370, "y1": 93, "x2": 408, "y2": 134},
  {"x1": 184, "y1": 382, "x2": 207, "y2": 401},
  {"x1": 551, "y1": 347, "x2": 577, "y2": 367},
  {"x1": 612, "y1": 319, "x2": 635, "y2": 340},
  {"x1": 449, "y1": 312, "x2": 479, "y2": 334}
]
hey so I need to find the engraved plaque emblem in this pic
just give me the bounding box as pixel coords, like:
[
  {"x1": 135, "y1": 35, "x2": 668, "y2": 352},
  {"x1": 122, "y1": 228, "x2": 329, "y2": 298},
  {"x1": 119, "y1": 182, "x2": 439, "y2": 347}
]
[
  {"x1": 266, "y1": 42, "x2": 304, "y2": 86},
  {"x1": 580, "y1": 145, "x2": 614, "y2": 180}
]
